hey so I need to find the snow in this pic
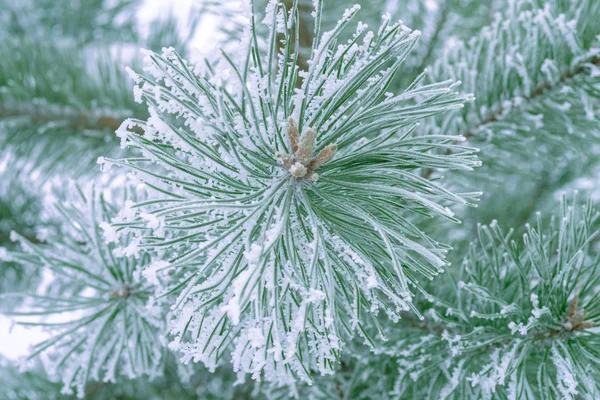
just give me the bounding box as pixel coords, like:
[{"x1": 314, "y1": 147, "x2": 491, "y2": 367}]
[
  {"x1": 96, "y1": 156, "x2": 112, "y2": 172},
  {"x1": 113, "y1": 237, "x2": 142, "y2": 259},
  {"x1": 289, "y1": 162, "x2": 307, "y2": 178},
  {"x1": 0, "y1": 247, "x2": 8, "y2": 261},
  {"x1": 140, "y1": 212, "x2": 165, "y2": 236},
  {"x1": 143, "y1": 260, "x2": 170, "y2": 285},
  {"x1": 133, "y1": 85, "x2": 144, "y2": 103},
  {"x1": 508, "y1": 321, "x2": 528, "y2": 336},
  {"x1": 307, "y1": 289, "x2": 325, "y2": 303},
  {"x1": 221, "y1": 296, "x2": 241, "y2": 325},
  {"x1": 247, "y1": 328, "x2": 265, "y2": 348},
  {"x1": 243, "y1": 243, "x2": 262, "y2": 264},
  {"x1": 99, "y1": 221, "x2": 119, "y2": 243},
  {"x1": 7, "y1": 0, "x2": 561, "y2": 390},
  {"x1": 366, "y1": 274, "x2": 378, "y2": 289},
  {"x1": 221, "y1": 242, "x2": 262, "y2": 325},
  {"x1": 552, "y1": 347, "x2": 579, "y2": 399},
  {"x1": 114, "y1": 200, "x2": 137, "y2": 222},
  {"x1": 342, "y1": 5, "x2": 361, "y2": 21},
  {"x1": 530, "y1": 293, "x2": 549, "y2": 319}
]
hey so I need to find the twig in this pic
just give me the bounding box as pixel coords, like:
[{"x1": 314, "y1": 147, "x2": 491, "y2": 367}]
[
  {"x1": 415, "y1": 6, "x2": 449, "y2": 75},
  {"x1": 421, "y1": 56, "x2": 600, "y2": 179},
  {"x1": 0, "y1": 107, "x2": 123, "y2": 132}
]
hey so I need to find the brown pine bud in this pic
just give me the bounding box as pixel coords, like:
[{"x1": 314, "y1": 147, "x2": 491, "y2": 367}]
[
  {"x1": 296, "y1": 128, "x2": 317, "y2": 164},
  {"x1": 567, "y1": 295, "x2": 578, "y2": 317},
  {"x1": 287, "y1": 118, "x2": 299, "y2": 153},
  {"x1": 308, "y1": 144, "x2": 337, "y2": 173},
  {"x1": 577, "y1": 321, "x2": 595, "y2": 330}
]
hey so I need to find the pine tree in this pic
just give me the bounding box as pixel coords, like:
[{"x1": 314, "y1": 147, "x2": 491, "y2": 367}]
[{"x1": 1, "y1": 0, "x2": 599, "y2": 399}]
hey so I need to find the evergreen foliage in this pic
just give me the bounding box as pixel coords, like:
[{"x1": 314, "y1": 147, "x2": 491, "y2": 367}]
[
  {"x1": 1, "y1": 184, "x2": 166, "y2": 397},
  {"x1": 1, "y1": 0, "x2": 599, "y2": 398},
  {"x1": 364, "y1": 197, "x2": 600, "y2": 399},
  {"x1": 102, "y1": 2, "x2": 480, "y2": 385}
]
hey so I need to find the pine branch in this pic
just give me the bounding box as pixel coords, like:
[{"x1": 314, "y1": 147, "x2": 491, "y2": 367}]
[
  {"x1": 1, "y1": 0, "x2": 140, "y2": 45},
  {"x1": 0, "y1": 107, "x2": 123, "y2": 132},
  {"x1": 414, "y1": 6, "x2": 449, "y2": 75},
  {"x1": 5, "y1": 1, "x2": 600, "y2": 398},
  {"x1": 100, "y1": 1, "x2": 480, "y2": 386},
  {"x1": 421, "y1": 0, "x2": 600, "y2": 178},
  {"x1": 0, "y1": 106, "x2": 147, "y2": 137},
  {"x1": 0, "y1": 183, "x2": 166, "y2": 398},
  {"x1": 315, "y1": 196, "x2": 600, "y2": 399},
  {"x1": 282, "y1": 0, "x2": 315, "y2": 72},
  {"x1": 0, "y1": 38, "x2": 147, "y2": 179},
  {"x1": 422, "y1": 53, "x2": 600, "y2": 178},
  {"x1": 404, "y1": 294, "x2": 595, "y2": 344},
  {"x1": 461, "y1": 56, "x2": 600, "y2": 142}
]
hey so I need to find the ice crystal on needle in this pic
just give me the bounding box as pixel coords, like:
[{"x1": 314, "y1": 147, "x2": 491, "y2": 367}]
[{"x1": 102, "y1": 0, "x2": 480, "y2": 385}]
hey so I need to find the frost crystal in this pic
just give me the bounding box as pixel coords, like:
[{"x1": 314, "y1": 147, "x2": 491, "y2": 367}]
[{"x1": 99, "y1": 221, "x2": 119, "y2": 243}]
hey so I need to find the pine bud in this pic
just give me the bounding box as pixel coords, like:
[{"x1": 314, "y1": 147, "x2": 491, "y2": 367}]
[
  {"x1": 287, "y1": 117, "x2": 299, "y2": 153},
  {"x1": 296, "y1": 128, "x2": 317, "y2": 164}
]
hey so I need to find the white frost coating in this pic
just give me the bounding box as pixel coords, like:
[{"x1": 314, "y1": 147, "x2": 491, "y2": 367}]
[
  {"x1": 96, "y1": 156, "x2": 112, "y2": 172},
  {"x1": 143, "y1": 260, "x2": 170, "y2": 285},
  {"x1": 243, "y1": 243, "x2": 263, "y2": 264},
  {"x1": 366, "y1": 274, "x2": 378, "y2": 289},
  {"x1": 441, "y1": 330, "x2": 463, "y2": 357},
  {"x1": 140, "y1": 213, "x2": 165, "y2": 237},
  {"x1": 289, "y1": 162, "x2": 307, "y2": 178},
  {"x1": 507, "y1": 293, "x2": 549, "y2": 336},
  {"x1": 507, "y1": 321, "x2": 528, "y2": 336},
  {"x1": 114, "y1": 200, "x2": 136, "y2": 223},
  {"x1": 140, "y1": 213, "x2": 159, "y2": 228},
  {"x1": 551, "y1": 346, "x2": 579, "y2": 399},
  {"x1": 342, "y1": 5, "x2": 361, "y2": 21},
  {"x1": 133, "y1": 85, "x2": 144, "y2": 103},
  {"x1": 247, "y1": 327, "x2": 265, "y2": 348},
  {"x1": 5, "y1": 189, "x2": 165, "y2": 397},
  {"x1": 439, "y1": 360, "x2": 465, "y2": 399},
  {"x1": 0, "y1": 247, "x2": 9, "y2": 261},
  {"x1": 125, "y1": 66, "x2": 142, "y2": 84},
  {"x1": 113, "y1": 237, "x2": 142, "y2": 259},
  {"x1": 99, "y1": 222, "x2": 119, "y2": 244},
  {"x1": 307, "y1": 288, "x2": 325, "y2": 303},
  {"x1": 221, "y1": 269, "x2": 252, "y2": 325},
  {"x1": 530, "y1": 293, "x2": 549, "y2": 318}
]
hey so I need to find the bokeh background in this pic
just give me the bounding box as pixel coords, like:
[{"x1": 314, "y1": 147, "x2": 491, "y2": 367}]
[{"x1": 0, "y1": 0, "x2": 220, "y2": 360}]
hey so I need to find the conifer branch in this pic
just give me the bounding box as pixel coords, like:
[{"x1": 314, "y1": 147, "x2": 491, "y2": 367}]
[
  {"x1": 3, "y1": 0, "x2": 600, "y2": 398},
  {"x1": 422, "y1": 17, "x2": 600, "y2": 180},
  {"x1": 101, "y1": 2, "x2": 480, "y2": 385},
  {"x1": 0, "y1": 107, "x2": 124, "y2": 133},
  {"x1": 336, "y1": 197, "x2": 600, "y2": 399},
  {"x1": 281, "y1": 0, "x2": 314, "y2": 72},
  {"x1": 461, "y1": 56, "x2": 600, "y2": 142},
  {"x1": 1, "y1": 184, "x2": 166, "y2": 398}
]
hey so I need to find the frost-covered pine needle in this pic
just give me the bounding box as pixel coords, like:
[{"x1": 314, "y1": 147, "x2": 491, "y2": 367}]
[
  {"x1": 101, "y1": 0, "x2": 480, "y2": 384},
  {"x1": 0, "y1": 184, "x2": 165, "y2": 398},
  {"x1": 350, "y1": 195, "x2": 600, "y2": 399}
]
